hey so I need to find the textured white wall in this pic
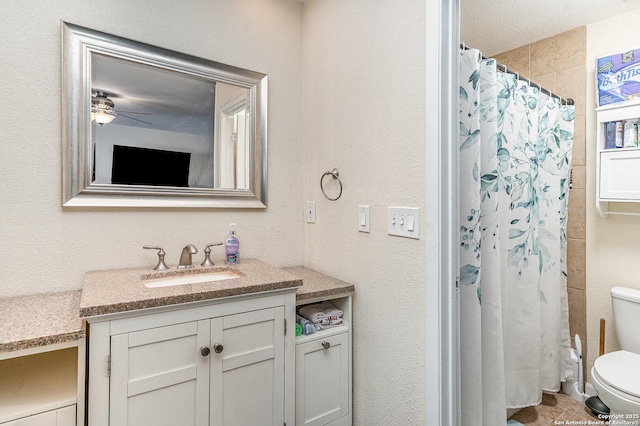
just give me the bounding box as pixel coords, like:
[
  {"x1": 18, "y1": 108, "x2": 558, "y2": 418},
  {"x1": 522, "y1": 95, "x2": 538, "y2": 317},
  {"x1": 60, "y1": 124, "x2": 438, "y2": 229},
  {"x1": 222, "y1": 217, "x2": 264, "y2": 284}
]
[
  {"x1": 586, "y1": 9, "x2": 640, "y2": 379},
  {"x1": 2, "y1": 1, "x2": 431, "y2": 422},
  {"x1": 0, "y1": 0, "x2": 304, "y2": 297},
  {"x1": 302, "y1": 0, "x2": 427, "y2": 423}
]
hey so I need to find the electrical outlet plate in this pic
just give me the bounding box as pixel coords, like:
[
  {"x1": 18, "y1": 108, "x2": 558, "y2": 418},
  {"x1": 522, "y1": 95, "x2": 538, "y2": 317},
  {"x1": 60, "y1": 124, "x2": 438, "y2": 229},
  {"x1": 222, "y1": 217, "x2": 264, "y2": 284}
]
[{"x1": 387, "y1": 206, "x2": 419, "y2": 239}]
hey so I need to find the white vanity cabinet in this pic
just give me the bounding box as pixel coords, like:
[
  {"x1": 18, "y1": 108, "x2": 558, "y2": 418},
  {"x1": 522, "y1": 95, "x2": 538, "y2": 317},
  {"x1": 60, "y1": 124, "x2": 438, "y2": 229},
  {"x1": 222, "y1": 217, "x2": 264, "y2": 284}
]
[
  {"x1": 1, "y1": 406, "x2": 76, "y2": 426},
  {"x1": 0, "y1": 348, "x2": 79, "y2": 426},
  {"x1": 86, "y1": 292, "x2": 296, "y2": 426},
  {"x1": 0, "y1": 291, "x2": 85, "y2": 426},
  {"x1": 596, "y1": 100, "x2": 640, "y2": 216},
  {"x1": 295, "y1": 296, "x2": 352, "y2": 426}
]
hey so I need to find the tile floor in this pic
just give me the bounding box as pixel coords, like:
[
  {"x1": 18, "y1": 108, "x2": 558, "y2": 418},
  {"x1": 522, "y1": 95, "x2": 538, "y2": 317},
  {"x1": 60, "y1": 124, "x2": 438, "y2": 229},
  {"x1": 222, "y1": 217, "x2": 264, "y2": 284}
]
[{"x1": 509, "y1": 392, "x2": 600, "y2": 425}]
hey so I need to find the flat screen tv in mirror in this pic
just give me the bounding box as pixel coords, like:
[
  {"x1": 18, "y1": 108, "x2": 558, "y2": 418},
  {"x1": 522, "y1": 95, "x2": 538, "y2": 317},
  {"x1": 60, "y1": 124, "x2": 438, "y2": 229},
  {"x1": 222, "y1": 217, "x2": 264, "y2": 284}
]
[
  {"x1": 111, "y1": 145, "x2": 191, "y2": 187},
  {"x1": 61, "y1": 22, "x2": 267, "y2": 208}
]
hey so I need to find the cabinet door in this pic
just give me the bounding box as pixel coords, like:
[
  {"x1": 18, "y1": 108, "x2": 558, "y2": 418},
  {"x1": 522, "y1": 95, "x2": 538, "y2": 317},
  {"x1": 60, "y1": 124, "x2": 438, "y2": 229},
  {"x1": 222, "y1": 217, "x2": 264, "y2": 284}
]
[
  {"x1": 296, "y1": 332, "x2": 349, "y2": 426},
  {"x1": 600, "y1": 149, "x2": 640, "y2": 200},
  {"x1": 110, "y1": 320, "x2": 210, "y2": 426},
  {"x1": 210, "y1": 307, "x2": 285, "y2": 426}
]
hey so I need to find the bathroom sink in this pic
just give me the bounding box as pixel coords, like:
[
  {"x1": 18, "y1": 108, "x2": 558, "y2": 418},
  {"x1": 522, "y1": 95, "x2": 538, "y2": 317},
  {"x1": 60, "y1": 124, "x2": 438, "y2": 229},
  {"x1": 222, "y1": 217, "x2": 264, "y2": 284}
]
[{"x1": 143, "y1": 269, "x2": 244, "y2": 288}]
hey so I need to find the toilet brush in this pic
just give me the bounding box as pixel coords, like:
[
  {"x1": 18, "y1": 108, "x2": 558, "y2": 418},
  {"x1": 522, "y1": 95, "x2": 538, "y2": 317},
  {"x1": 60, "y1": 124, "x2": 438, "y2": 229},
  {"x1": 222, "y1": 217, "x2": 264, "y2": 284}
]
[{"x1": 575, "y1": 334, "x2": 585, "y2": 397}]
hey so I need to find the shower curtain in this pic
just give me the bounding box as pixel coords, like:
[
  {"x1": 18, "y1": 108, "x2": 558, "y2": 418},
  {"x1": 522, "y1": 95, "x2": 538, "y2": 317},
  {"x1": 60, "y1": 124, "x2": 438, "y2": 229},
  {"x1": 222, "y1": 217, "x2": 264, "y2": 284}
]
[{"x1": 459, "y1": 48, "x2": 574, "y2": 425}]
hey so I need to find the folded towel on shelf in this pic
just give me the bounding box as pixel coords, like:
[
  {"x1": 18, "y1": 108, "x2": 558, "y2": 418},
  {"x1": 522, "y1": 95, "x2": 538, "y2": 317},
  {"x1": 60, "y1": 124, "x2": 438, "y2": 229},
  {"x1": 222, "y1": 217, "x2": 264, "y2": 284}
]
[
  {"x1": 298, "y1": 300, "x2": 343, "y2": 324},
  {"x1": 296, "y1": 314, "x2": 316, "y2": 335},
  {"x1": 313, "y1": 318, "x2": 344, "y2": 331}
]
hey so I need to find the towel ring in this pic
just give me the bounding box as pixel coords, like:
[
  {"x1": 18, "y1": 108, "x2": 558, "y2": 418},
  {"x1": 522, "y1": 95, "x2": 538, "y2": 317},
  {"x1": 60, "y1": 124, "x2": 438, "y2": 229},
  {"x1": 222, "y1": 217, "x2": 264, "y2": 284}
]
[{"x1": 320, "y1": 168, "x2": 343, "y2": 201}]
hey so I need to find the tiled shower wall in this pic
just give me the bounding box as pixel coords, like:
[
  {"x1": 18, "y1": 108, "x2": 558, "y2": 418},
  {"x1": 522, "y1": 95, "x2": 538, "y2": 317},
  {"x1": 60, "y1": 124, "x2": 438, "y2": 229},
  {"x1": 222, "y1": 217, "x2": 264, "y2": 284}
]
[{"x1": 493, "y1": 26, "x2": 588, "y2": 363}]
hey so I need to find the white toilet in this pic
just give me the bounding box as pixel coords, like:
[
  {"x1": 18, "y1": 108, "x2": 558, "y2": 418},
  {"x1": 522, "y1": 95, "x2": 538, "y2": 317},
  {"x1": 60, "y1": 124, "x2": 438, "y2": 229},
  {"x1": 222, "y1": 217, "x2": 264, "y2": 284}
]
[{"x1": 591, "y1": 286, "x2": 640, "y2": 417}]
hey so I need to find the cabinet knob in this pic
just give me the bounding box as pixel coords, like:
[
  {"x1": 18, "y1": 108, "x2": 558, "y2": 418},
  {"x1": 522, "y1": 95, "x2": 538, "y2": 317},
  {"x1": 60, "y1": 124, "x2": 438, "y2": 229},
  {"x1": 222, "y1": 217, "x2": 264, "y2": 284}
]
[
  {"x1": 213, "y1": 343, "x2": 224, "y2": 354},
  {"x1": 322, "y1": 341, "x2": 331, "y2": 350},
  {"x1": 200, "y1": 345, "x2": 211, "y2": 357}
]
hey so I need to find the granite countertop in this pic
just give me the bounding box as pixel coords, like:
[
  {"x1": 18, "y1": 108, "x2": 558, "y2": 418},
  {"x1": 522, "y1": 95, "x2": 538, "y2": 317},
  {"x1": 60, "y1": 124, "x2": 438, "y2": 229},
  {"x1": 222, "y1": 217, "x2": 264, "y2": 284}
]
[
  {"x1": 0, "y1": 291, "x2": 85, "y2": 354},
  {"x1": 286, "y1": 267, "x2": 355, "y2": 302},
  {"x1": 80, "y1": 258, "x2": 302, "y2": 318},
  {"x1": 0, "y1": 264, "x2": 353, "y2": 355}
]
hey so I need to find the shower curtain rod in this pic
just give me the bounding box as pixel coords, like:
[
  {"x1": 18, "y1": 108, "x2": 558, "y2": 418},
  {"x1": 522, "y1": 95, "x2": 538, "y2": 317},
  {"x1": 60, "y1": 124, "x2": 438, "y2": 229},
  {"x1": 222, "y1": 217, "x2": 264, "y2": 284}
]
[{"x1": 460, "y1": 43, "x2": 575, "y2": 106}]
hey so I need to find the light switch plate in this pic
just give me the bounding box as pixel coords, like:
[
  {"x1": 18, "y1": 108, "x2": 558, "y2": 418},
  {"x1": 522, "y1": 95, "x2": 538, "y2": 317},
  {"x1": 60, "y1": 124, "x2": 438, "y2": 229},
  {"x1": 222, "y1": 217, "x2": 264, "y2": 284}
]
[
  {"x1": 358, "y1": 205, "x2": 370, "y2": 233},
  {"x1": 306, "y1": 201, "x2": 316, "y2": 223},
  {"x1": 387, "y1": 206, "x2": 420, "y2": 239}
]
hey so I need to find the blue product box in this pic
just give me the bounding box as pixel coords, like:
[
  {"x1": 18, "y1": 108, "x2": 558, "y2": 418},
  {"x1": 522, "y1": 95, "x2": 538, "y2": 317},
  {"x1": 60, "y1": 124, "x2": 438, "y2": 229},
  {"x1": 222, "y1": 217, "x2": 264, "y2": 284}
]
[{"x1": 597, "y1": 48, "x2": 640, "y2": 107}]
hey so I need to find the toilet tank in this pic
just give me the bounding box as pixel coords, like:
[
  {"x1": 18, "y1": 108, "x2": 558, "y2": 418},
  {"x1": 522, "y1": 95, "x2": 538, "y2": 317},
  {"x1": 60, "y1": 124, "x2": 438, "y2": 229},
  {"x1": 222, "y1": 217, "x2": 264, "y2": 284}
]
[{"x1": 611, "y1": 286, "x2": 640, "y2": 354}]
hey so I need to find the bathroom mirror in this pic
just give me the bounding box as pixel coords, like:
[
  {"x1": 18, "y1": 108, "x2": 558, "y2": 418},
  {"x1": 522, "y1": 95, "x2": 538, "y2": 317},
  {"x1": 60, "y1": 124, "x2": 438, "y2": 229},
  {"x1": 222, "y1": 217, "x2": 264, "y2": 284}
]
[{"x1": 61, "y1": 22, "x2": 267, "y2": 208}]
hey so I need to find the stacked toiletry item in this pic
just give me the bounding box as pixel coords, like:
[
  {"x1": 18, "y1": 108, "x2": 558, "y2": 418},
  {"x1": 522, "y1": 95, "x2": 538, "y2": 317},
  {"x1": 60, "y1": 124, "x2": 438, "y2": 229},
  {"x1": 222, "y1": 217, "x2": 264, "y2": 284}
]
[
  {"x1": 296, "y1": 301, "x2": 343, "y2": 336},
  {"x1": 603, "y1": 120, "x2": 639, "y2": 148},
  {"x1": 296, "y1": 315, "x2": 315, "y2": 335}
]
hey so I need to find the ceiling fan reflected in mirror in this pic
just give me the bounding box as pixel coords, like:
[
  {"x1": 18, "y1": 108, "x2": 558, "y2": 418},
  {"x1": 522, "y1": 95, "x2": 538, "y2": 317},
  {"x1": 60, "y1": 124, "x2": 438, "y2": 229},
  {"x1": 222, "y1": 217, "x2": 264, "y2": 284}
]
[{"x1": 91, "y1": 91, "x2": 152, "y2": 126}]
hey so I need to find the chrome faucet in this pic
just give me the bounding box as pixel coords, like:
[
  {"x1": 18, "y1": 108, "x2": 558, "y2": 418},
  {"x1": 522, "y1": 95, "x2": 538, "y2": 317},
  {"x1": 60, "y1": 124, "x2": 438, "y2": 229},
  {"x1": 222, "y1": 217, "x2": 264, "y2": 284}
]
[{"x1": 177, "y1": 244, "x2": 198, "y2": 269}]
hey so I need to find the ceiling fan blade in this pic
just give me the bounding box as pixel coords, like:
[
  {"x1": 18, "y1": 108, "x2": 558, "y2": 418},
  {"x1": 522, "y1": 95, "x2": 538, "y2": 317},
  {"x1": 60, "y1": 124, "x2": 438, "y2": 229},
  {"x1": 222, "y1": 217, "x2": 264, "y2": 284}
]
[
  {"x1": 116, "y1": 113, "x2": 152, "y2": 125},
  {"x1": 115, "y1": 110, "x2": 152, "y2": 115}
]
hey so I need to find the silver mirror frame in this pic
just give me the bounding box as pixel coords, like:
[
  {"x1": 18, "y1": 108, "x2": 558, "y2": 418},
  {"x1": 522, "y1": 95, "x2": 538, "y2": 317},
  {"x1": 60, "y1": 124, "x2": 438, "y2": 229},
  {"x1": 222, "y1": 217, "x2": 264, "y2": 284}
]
[{"x1": 61, "y1": 22, "x2": 267, "y2": 208}]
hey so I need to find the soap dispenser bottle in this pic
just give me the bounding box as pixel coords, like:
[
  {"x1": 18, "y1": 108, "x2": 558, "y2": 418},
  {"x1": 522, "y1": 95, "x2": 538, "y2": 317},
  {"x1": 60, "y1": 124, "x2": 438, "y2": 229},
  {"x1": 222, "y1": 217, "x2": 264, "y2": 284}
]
[{"x1": 225, "y1": 223, "x2": 240, "y2": 264}]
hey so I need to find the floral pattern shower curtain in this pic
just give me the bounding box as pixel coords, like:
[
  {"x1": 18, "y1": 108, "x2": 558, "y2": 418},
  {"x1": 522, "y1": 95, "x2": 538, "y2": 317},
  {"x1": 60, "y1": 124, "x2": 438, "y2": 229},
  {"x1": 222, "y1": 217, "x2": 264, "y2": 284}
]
[{"x1": 459, "y1": 48, "x2": 574, "y2": 425}]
